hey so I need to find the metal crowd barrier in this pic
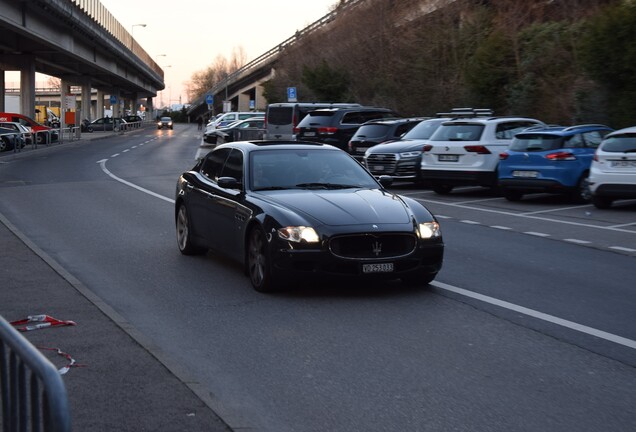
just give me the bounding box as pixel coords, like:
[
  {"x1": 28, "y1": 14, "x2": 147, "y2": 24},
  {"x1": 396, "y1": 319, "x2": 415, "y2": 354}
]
[
  {"x1": 32, "y1": 130, "x2": 52, "y2": 148},
  {"x1": 0, "y1": 315, "x2": 71, "y2": 432}
]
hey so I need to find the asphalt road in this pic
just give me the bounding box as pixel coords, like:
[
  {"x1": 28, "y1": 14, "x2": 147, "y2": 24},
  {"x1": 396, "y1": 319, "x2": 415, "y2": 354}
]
[{"x1": 1, "y1": 125, "x2": 635, "y2": 431}]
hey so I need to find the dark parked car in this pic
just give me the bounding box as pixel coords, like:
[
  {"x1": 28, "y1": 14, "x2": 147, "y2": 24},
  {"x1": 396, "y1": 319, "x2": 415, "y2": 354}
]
[
  {"x1": 204, "y1": 117, "x2": 265, "y2": 145},
  {"x1": 123, "y1": 115, "x2": 144, "y2": 124},
  {"x1": 348, "y1": 117, "x2": 427, "y2": 159},
  {"x1": 294, "y1": 107, "x2": 399, "y2": 151},
  {"x1": 363, "y1": 118, "x2": 449, "y2": 182},
  {"x1": 86, "y1": 117, "x2": 127, "y2": 132},
  {"x1": 175, "y1": 141, "x2": 444, "y2": 292},
  {"x1": 0, "y1": 127, "x2": 25, "y2": 151}
]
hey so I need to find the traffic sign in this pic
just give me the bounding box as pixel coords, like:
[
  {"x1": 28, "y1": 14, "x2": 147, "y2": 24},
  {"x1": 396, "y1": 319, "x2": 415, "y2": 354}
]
[
  {"x1": 205, "y1": 94, "x2": 214, "y2": 105},
  {"x1": 109, "y1": 95, "x2": 117, "y2": 104},
  {"x1": 287, "y1": 87, "x2": 297, "y2": 102}
]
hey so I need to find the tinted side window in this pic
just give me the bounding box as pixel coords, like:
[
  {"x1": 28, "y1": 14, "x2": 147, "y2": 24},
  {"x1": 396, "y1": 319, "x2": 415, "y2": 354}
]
[
  {"x1": 220, "y1": 149, "x2": 244, "y2": 182},
  {"x1": 582, "y1": 130, "x2": 608, "y2": 148},
  {"x1": 563, "y1": 134, "x2": 584, "y2": 148},
  {"x1": 267, "y1": 107, "x2": 293, "y2": 125},
  {"x1": 495, "y1": 121, "x2": 540, "y2": 139},
  {"x1": 201, "y1": 148, "x2": 231, "y2": 181}
]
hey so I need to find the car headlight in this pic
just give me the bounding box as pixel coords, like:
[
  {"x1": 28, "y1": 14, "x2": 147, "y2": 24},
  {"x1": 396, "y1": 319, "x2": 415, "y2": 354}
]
[
  {"x1": 400, "y1": 151, "x2": 421, "y2": 158},
  {"x1": 278, "y1": 226, "x2": 319, "y2": 243},
  {"x1": 418, "y1": 221, "x2": 441, "y2": 239}
]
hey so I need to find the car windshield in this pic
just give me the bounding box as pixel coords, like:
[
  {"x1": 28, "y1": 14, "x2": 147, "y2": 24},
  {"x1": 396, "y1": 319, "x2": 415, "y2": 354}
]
[
  {"x1": 510, "y1": 134, "x2": 563, "y2": 151},
  {"x1": 250, "y1": 149, "x2": 379, "y2": 191},
  {"x1": 402, "y1": 119, "x2": 445, "y2": 140},
  {"x1": 161, "y1": 117, "x2": 171, "y2": 121},
  {"x1": 429, "y1": 123, "x2": 485, "y2": 141},
  {"x1": 601, "y1": 134, "x2": 636, "y2": 153}
]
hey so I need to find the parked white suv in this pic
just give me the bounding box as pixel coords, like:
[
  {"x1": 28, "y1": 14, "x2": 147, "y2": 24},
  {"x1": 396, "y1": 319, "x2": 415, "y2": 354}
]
[
  {"x1": 588, "y1": 125, "x2": 636, "y2": 208},
  {"x1": 419, "y1": 109, "x2": 544, "y2": 194}
]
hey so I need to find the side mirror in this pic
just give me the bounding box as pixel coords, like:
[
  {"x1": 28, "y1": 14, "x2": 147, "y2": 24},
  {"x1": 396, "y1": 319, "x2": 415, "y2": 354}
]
[{"x1": 218, "y1": 177, "x2": 242, "y2": 189}]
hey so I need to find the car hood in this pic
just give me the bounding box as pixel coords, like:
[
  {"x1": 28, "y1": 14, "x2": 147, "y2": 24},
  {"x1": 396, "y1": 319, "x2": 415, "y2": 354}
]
[
  {"x1": 260, "y1": 188, "x2": 413, "y2": 226},
  {"x1": 367, "y1": 139, "x2": 429, "y2": 153}
]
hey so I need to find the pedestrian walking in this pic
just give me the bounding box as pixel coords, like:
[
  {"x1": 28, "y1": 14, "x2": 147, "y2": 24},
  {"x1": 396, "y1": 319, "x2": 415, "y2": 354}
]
[{"x1": 197, "y1": 116, "x2": 203, "y2": 130}]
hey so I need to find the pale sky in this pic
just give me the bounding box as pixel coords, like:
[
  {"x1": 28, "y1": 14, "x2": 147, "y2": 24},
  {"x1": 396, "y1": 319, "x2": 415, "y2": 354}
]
[
  {"x1": 100, "y1": 0, "x2": 339, "y2": 103},
  {"x1": 5, "y1": 1, "x2": 338, "y2": 105}
]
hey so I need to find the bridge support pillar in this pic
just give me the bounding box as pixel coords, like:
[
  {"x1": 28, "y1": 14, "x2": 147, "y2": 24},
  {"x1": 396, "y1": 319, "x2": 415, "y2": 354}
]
[
  {"x1": 96, "y1": 90, "x2": 105, "y2": 118},
  {"x1": 20, "y1": 57, "x2": 36, "y2": 118},
  {"x1": 81, "y1": 78, "x2": 92, "y2": 122},
  {"x1": 0, "y1": 69, "x2": 4, "y2": 111}
]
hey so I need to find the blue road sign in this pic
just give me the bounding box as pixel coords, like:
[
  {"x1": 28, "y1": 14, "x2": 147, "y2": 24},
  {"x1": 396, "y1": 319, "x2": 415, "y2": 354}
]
[
  {"x1": 205, "y1": 94, "x2": 214, "y2": 104},
  {"x1": 287, "y1": 87, "x2": 297, "y2": 102},
  {"x1": 109, "y1": 95, "x2": 117, "y2": 104}
]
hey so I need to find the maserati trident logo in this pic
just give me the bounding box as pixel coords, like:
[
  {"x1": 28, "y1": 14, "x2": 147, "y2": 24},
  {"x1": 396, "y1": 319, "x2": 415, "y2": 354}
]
[{"x1": 372, "y1": 241, "x2": 382, "y2": 257}]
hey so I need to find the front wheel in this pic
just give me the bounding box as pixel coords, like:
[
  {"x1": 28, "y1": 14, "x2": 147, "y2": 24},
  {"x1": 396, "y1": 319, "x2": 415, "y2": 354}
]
[
  {"x1": 176, "y1": 204, "x2": 206, "y2": 255},
  {"x1": 247, "y1": 227, "x2": 278, "y2": 292}
]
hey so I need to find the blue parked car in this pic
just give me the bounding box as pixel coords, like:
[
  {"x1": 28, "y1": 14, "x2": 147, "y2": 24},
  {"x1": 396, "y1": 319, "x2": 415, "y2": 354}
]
[{"x1": 498, "y1": 124, "x2": 614, "y2": 202}]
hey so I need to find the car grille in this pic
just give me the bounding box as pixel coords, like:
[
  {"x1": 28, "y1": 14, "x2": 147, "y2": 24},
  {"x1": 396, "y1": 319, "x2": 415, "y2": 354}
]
[
  {"x1": 329, "y1": 233, "x2": 417, "y2": 259},
  {"x1": 365, "y1": 153, "x2": 397, "y2": 174}
]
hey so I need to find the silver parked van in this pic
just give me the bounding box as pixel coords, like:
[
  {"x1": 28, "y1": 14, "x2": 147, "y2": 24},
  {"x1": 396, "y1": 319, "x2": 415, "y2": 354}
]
[{"x1": 264, "y1": 102, "x2": 360, "y2": 140}]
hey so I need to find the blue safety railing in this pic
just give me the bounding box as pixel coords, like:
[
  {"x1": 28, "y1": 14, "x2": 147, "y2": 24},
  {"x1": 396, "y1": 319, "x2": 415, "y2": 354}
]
[{"x1": 0, "y1": 315, "x2": 71, "y2": 432}]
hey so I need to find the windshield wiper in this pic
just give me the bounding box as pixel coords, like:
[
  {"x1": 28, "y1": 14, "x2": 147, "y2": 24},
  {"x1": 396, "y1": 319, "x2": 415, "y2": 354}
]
[
  {"x1": 252, "y1": 186, "x2": 289, "y2": 191},
  {"x1": 295, "y1": 182, "x2": 360, "y2": 189}
]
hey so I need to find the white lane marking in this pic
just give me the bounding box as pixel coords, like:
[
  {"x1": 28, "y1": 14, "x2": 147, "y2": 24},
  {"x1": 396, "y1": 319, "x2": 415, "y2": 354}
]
[
  {"x1": 564, "y1": 239, "x2": 592, "y2": 244},
  {"x1": 461, "y1": 220, "x2": 481, "y2": 225},
  {"x1": 524, "y1": 232, "x2": 550, "y2": 237},
  {"x1": 432, "y1": 281, "x2": 636, "y2": 350},
  {"x1": 609, "y1": 246, "x2": 636, "y2": 253},
  {"x1": 122, "y1": 149, "x2": 130, "y2": 153},
  {"x1": 414, "y1": 197, "x2": 636, "y2": 234},
  {"x1": 111, "y1": 153, "x2": 119, "y2": 157},
  {"x1": 609, "y1": 221, "x2": 636, "y2": 229},
  {"x1": 454, "y1": 197, "x2": 504, "y2": 204},
  {"x1": 491, "y1": 225, "x2": 512, "y2": 230},
  {"x1": 97, "y1": 159, "x2": 174, "y2": 204},
  {"x1": 435, "y1": 215, "x2": 452, "y2": 219},
  {"x1": 520, "y1": 204, "x2": 592, "y2": 215}
]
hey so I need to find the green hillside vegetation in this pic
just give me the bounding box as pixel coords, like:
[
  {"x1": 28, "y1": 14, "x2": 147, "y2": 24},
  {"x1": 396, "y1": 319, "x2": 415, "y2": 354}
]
[{"x1": 261, "y1": 0, "x2": 635, "y2": 128}]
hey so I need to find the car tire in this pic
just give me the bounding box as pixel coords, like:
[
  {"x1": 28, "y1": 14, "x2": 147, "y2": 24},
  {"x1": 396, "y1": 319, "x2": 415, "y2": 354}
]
[
  {"x1": 432, "y1": 183, "x2": 453, "y2": 195},
  {"x1": 591, "y1": 195, "x2": 613, "y2": 209},
  {"x1": 176, "y1": 204, "x2": 207, "y2": 255},
  {"x1": 571, "y1": 174, "x2": 591, "y2": 203},
  {"x1": 247, "y1": 227, "x2": 278, "y2": 293},
  {"x1": 503, "y1": 190, "x2": 523, "y2": 201}
]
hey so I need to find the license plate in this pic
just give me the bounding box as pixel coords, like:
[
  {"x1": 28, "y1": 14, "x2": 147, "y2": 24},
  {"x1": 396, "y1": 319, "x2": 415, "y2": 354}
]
[
  {"x1": 438, "y1": 154, "x2": 459, "y2": 162},
  {"x1": 373, "y1": 165, "x2": 385, "y2": 171},
  {"x1": 362, "y1": 263, "x2": 394, "y2": 273},
  {"x1": 512, "y1": 170, "x2": 539, "y2": 178},
  {"x1": 303, "y1": 132, "x2": 316, "y2": 137},
  {"x1": 610, "y1": 160, "x2": 636, "y2": 168}
]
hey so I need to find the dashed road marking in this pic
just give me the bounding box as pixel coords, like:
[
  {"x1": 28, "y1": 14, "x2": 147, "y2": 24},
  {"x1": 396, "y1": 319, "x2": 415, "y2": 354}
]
[{"x1": 523, "y1": 232, "x2": 551, "y2": 237}]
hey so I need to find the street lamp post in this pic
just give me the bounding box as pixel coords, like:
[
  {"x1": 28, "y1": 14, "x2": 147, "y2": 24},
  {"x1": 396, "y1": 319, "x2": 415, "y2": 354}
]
[{"x1": 130, "y1": 24, "x2": 146, "y2": 49}]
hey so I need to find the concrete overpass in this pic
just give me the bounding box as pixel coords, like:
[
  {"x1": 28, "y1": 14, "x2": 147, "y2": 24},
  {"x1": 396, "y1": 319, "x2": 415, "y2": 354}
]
[{"x1": 0, "y1": 0, "x2": 165, "y2": 122}]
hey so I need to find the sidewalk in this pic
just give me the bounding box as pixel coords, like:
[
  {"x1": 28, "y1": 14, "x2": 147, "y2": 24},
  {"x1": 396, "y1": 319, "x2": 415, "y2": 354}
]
[{"x1": 0, "y1": 128, "x2": 231, "y2": 431}]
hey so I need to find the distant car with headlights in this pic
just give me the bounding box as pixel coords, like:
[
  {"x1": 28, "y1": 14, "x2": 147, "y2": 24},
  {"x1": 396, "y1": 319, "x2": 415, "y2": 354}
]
[
  {"x1": 588, "y1": 126, "x2": 636, "y2": 208},
  {"x1": 158, "y1": 117, "x2": 173, "y2": 129},
  {"x1": 175, "y1": 141, "x2": 444, "y2": 292}
]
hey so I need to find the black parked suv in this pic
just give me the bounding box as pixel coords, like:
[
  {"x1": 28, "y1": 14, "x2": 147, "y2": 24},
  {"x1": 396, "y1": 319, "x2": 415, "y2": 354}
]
[
  {"x1": 294, "y1": 107, "x2": 399, "y2": 151},
  {"x1": 348, "y1": 117, "x2": 427, "y2": 160}
]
